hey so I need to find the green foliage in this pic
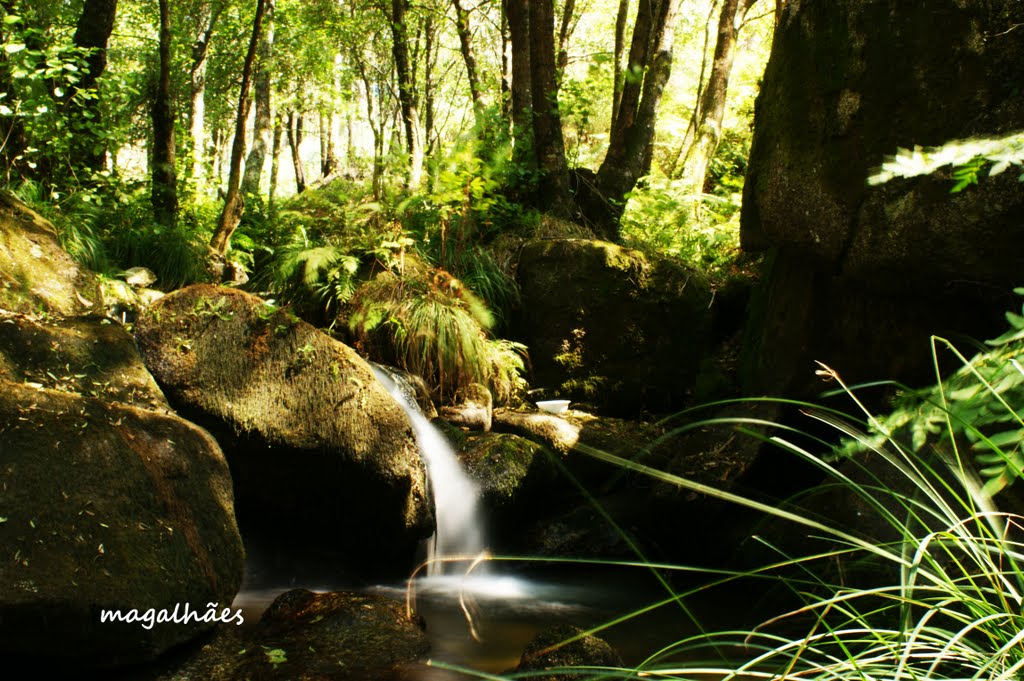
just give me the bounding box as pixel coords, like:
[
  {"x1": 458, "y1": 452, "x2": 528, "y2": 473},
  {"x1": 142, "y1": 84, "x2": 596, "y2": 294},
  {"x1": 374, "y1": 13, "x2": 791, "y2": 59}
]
[
  {"x1": 530, "y1": 345, "x2": 1024, "y2": 680},
  {"x1": 260, "y1": 233, "x2": 361, "y2": 317},
  {"x1": 99, "y1": 190, "x2": 209, "y2": 289},
  {"x1": 11, "y1": 179, "x2": 110, "y2": 272},
  {"x1": 347, "y1": 266, "x2": 525, "y2": 404},
  {"x1": 618, "y1": 175, "x2": 743, "y2": 277},
  {"x1": 868, "y1": 130, "x2": 1024, "y2": 191},
  {"x1": 0, "y1": 10, "x2": 142, "y2": 188},
  {"x1": 836, "y1": 291, "x2": 1024, "y2": 497}
]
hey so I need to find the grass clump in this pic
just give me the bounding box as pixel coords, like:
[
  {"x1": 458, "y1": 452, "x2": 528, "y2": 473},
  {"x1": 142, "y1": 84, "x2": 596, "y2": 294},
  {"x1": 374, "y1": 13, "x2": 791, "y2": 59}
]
[
  {"x1": 464, "y1": 298, "x2": 1024, "y2": 681},
  {"x1": 346, "y1": 263, "x2": 526, "y2": 405}
]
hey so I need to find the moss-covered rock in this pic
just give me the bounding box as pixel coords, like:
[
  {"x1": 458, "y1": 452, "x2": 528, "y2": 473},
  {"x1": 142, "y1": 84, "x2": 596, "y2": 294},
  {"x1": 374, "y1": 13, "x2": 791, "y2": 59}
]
[
  {"x1": 0, "y1": 191, "x2": 101, "y2": 316},
  {"x1": 0, "y1": 380, "x2": 244, "y2": 667},
  {"x1": 488, "y1": 404, "x2": 771, "y2": 562},
  {"x1": 514, "y1": 624, "x2": 622, "y2": 680},
  {"x1": 0, "y1": 311, "x2": 168, "y2": 411},
  {"x1": 142, "y1": 589, "x2": 430, "y2": 680},
  {"x1": 741, "y1": 1, "x2": 1024, "y2": 396},
  {"x1": 134, "y1": 285, "x2": 433, "y2": 572},
  {"x1": 514, "y1": 239, "x2": 712, "y2": 417},
  {"x1": 451, "y1": 429, "x2": 559, "y2": 540}
]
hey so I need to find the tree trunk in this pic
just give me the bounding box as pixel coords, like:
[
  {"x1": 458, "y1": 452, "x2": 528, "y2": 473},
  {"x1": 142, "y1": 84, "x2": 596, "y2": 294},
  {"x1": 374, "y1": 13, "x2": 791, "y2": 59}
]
[
  {"x1": 68, "y1": 0, "x2": 118, "y2": 173},
  {"x1": 589, "y1": 0, "x2": 681, "y2": 239},
  {"x1": 501, "y1": 6, "x2": 511, "y2": 125},
  {"x1": 556, "y1": 0, "x2": 576, "y2": 79},
  {"x1": 151, "y1": 0, "x2": 177, "y2": 227},
  {"x1": 610, "y1": 0, "x2": 630, "y2": 133},
  {"x1": 209, "y1": 0, "x2": 266, "y2": 259},
  {"x1": 356, "y1": 60, "x2": 384, "y2": 198},
  {"x1": 684, "y1": 0, "x2": 751, "y2": 197},
  {"x1": 528, "y1": 0, "x2": 571, "y2": 214},
  {"x1": 189, "y1": 1, "x2": 221, "y2": 184},
  {"x1": 452, "y1": 0, "x2": 483, "y2": 115},
  {"x1": 423, "y1": 15, "x2": 437, "y2": 158},
  {"x1": 287, "y1": 110, "x2": 306, "y2": 194},
  {"x1": 319, "y1": 111, "x2": 338, "y2": 178},
  {"x1": 241, "y1": 0, "x2": 275, "y2": 200},
  {"x1": 389, "y1": 0, "x2": 423, "y2": 188},
  {"x1": 667, "y1": 0, "x2": 718, "y2": 179},
  {"x1": 506, "y1": 0, "x2": 533, "y2": 169},
  {"x1": 269, "y1": 114, "x2": 282, "y2": 211}
]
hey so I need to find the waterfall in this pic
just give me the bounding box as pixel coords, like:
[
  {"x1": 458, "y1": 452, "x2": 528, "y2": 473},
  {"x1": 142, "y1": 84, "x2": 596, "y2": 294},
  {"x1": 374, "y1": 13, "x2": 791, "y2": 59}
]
[{"x1": 371, "y1": 365, "x2": 486, "y2": 577}]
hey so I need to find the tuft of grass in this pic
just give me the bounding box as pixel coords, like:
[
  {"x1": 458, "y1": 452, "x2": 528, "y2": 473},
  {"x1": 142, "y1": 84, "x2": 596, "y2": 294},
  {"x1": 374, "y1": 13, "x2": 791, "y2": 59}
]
[
  {"x1": 348, "y1": 267, "x2": 526, "y2": 404},
  {"x1": 434, "y1": 306, "x2": 1024, "y2": 681}
]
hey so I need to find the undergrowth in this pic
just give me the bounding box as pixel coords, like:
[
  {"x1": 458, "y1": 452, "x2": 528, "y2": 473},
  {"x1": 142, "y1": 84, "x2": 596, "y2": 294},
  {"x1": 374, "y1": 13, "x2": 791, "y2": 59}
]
[{"x1": 425, "y1": 293, "x2": 1024, "y2": 680}]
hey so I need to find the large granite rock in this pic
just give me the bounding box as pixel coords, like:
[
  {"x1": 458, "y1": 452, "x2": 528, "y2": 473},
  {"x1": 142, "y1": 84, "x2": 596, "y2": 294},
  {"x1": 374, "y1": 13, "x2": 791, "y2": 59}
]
[
  {"x1": 0, "y1": 191, "x2": 101, "y2": 316},
  {"x1": 0, "y1": 380, "x2": 244, "y2": 667},
  {"x1": 514, "y1": 239, "x2": 713, "y2": 417},
  {"x1": 741, "y1": 0, "x2": 1024, "y2": 396},
  {"x1": 140, "y1": 589, "x2": 430, "y2": 680},
  {"x1": 134, "y1": 285, "x2": 434, "y2": 573}
]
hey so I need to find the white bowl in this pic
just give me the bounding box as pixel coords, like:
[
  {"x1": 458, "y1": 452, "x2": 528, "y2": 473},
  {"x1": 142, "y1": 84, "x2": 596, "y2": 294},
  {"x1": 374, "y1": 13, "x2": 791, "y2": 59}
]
[{"x1": 536, "y1": 399, "x2": 571, "y2": 415}]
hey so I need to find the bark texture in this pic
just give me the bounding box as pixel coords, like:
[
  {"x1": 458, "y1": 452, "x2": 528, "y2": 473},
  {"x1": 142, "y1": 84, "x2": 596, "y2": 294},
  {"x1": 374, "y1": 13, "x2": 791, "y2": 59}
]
[
  {"x1": 151, "y1": 0, "x2": 177, "y2": 227},
  {"x1": 209, "y1": 0, "x2": 266, "y2": 259}
]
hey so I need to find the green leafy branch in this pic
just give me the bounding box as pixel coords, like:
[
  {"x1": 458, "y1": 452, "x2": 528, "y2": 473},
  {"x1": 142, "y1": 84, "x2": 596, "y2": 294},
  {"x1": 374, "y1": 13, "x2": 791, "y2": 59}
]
[{"x1": 868, "y1": 130, "x2": 1024, "y2": 192}]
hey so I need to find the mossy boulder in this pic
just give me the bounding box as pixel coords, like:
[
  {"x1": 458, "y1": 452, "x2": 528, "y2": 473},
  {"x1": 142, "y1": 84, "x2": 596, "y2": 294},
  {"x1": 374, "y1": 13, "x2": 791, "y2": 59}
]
[
  {"x1": 142, "y1": 589, "x2": 430, "y2": 680},
  {"x1": 442, "y1": 426, "x2": 560, "y2": 542},
  {"x1": 0, "y1": 191, "x2": 101, "y2": 316},
  {"x1": 488, "y1": 404, "x2": 770, "y2": 562},
  {"x1": 514, "y1": 624, "x2": 622, "y2": 680},
  {"x1": 0, "y1": 311, "x2": 168, "y2": 411},
  {"x1": 741, "y1": 0, "x2": 1024, "y2": 396},
  {"x1": 0, "y1": 379, "x2": 244, "y2": 667},
  {"x1": 514, "y1": 239, "x2": 712, "y2": 417},
  {"x1": 134, "y1": 285, "x2": 433, "y2": 572}
]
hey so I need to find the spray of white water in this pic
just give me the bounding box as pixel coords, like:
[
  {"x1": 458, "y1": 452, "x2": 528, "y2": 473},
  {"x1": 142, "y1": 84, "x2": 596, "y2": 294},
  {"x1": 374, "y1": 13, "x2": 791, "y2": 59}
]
[{"x1": 371, "y1": 366, "x2": 486, "y2": 577}]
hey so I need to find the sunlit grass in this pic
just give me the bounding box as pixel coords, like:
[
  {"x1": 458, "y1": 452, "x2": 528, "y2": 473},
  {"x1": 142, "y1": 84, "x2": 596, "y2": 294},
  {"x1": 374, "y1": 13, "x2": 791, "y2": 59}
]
[{"x1": 427, "y1": 326, "x2": 1024, "y2": 680}]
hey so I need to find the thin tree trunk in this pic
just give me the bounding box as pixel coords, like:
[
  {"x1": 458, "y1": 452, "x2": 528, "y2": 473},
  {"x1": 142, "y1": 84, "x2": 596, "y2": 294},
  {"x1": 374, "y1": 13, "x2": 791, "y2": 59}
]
[
  {"x1": 151, "y1": 0, "x2": 177, "y2": 227},
  {"x1": 590, "y1": 0, "x2": 682, "y2": 239},
  {"x1": 190, "y1": 1, "x2": 221, "y2": 183},
  {"x1": 506, "y1": 0, "x2": 533, "y2": 169},
  {"x1": 610, "y1": 0, "x2": 630, "y2": 133},
  {"x1": 452, "y1": 0, "x2": 483, "y2": 114},
  {"x1": 241, "y1": 0, "x2": 275, "y2": 199},
  {"x1": 346, "y1": 109, "x2": 355, "y2": 169},
  {"x1": 556, "y1": 0, "x2": 576, "y2": 78},
  {"x1": 68, "y1": 0, "x2": 118, "y2": 173},
  {"x1": 389, "y1": 0, "x2": 423, "y2": 188},
  {"x1": 501, "y1": 6, "x2": 511, "y2": 125},
  {"x1": 319, "y1": 111, "x2": 338, "y2": 177},
  {"x1": 356, "y1": 62, "x2": 384, "y2": 198},
  {"x1": 667, "y1": 0, "x2": 718, "y2": 179},
  {"x1": 529, "y1": 0, "x2": 571, "y2": 215},
  {"x1": 210, "y1": 126, "x2": 222, "y2": 185},
  {"x1": 685, "y1": 0, "x2": 751, "y2": 196},
  {"x1": 269, "y1": 114, "x2": 282, "y2": 211},
  {"x1": 209, "y1": 0, "x2": 267, "y2": 258},
  {"x1": 287, "y1": 110, "x2": 306, "y2": 194},
  {"x1": 423, "y1": 15, "x2": 436, "y2": 158}
]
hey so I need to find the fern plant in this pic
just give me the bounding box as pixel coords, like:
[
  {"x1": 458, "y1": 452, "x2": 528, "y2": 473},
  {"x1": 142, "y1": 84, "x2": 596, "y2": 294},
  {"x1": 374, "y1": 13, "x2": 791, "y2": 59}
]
[{"x1": 834, "y1": 292, "x2": 1024, "y2": 497}]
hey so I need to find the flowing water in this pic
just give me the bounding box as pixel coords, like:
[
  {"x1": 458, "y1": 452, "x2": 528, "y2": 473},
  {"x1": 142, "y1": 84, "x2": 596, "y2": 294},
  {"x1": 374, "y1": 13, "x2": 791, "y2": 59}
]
[
  {"x1": 370, "y1": 365, "x2": 486, "y2": 577},
  {"x1": 232, "y1": 365, "x2": 724, "y2": 679}
]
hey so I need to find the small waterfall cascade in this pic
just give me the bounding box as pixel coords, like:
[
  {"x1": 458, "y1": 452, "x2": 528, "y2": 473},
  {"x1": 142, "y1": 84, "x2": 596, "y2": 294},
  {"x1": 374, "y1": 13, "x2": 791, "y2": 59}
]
[{"x1": 371, "y1": 365, "x2": 487, "y2": 577}]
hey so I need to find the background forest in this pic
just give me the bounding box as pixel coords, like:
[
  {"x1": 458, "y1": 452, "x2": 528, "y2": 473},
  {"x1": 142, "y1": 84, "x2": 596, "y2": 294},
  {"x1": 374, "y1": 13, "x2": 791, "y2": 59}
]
[{"x1": 0, "y1": 0, "x2": 773, "y2": 301}]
